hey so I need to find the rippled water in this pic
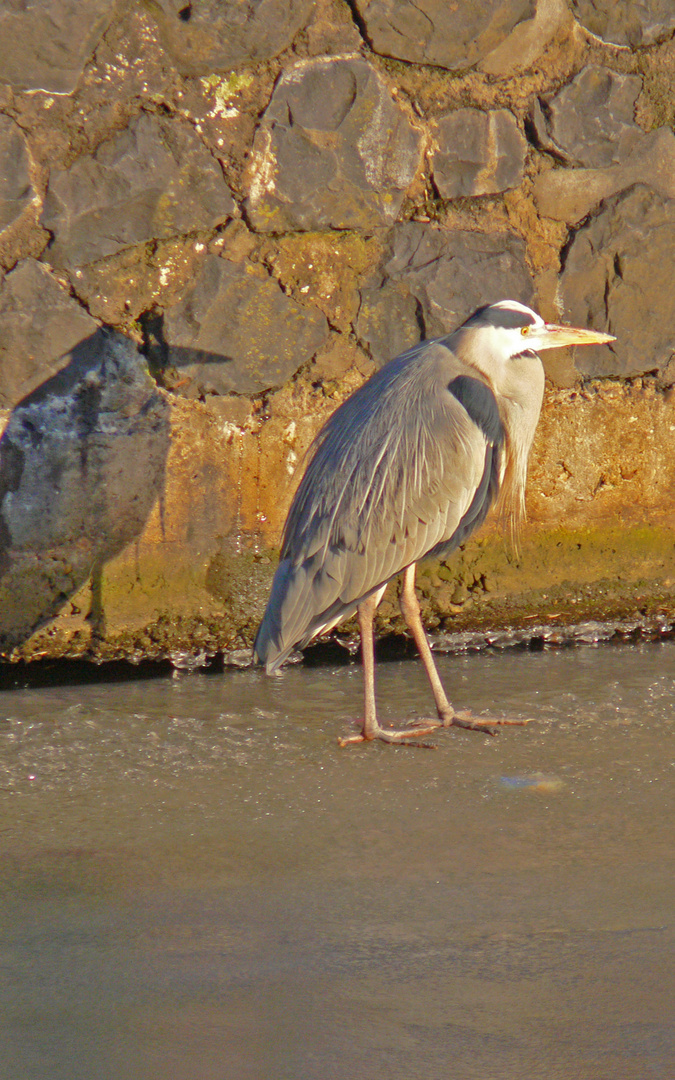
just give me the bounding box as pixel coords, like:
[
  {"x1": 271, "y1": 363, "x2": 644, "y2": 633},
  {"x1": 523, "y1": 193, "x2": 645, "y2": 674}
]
[{"x1": 1, "y1": 642, "x2": 674, "y2": 1079}]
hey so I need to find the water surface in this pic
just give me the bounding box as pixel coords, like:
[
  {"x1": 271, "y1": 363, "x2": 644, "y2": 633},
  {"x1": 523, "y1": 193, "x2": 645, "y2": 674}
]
[{"x1": 1, "y1": 642, "x2": 674, "y2": 1079}]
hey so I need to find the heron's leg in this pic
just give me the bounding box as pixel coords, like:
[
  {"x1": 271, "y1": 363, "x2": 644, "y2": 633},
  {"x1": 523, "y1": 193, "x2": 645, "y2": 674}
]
[
  {"x1": 358, "y1": 591, "x2": 379, "y2": 740},
  {"x1": 399, "y1": 564, "x2": 453, "y2": 718},
  {"x1": 338, "y1": 589, "x2": 441, "y2": 748},
  {"x1": 399, "y1": 564, "x2": 527, "y2": 734}
]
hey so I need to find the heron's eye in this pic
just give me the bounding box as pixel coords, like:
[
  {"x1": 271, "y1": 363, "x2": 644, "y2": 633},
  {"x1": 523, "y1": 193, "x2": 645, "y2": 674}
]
[{"x1": 520, "y1": 325, "x2": 530, "y2": 336}]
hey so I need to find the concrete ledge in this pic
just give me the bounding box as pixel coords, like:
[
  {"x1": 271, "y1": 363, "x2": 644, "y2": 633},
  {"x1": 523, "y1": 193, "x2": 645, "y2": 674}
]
[{"x1": 3, "y1": 376, "x2": 674, "y2": 663}]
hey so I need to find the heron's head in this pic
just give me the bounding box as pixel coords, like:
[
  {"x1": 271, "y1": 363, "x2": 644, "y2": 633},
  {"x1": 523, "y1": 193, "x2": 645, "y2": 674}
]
[
  {"x1": 456, "y1": 300, "x2": 615, "y2": 534},
  {"x1": 462, "y1": 299, "x2": 615, "y2": 361}
]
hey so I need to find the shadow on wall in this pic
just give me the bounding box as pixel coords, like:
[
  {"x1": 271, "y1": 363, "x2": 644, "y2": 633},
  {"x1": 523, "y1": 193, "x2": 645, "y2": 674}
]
[{"x1": 0, "y1": 328, "x2": 172, "y2": 654}]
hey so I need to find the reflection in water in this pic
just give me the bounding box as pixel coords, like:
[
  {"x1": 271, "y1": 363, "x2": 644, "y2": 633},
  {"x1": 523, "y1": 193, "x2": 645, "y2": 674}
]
[{"x1": 1, "y1": 642, "x2": 674, "y2": 1079}]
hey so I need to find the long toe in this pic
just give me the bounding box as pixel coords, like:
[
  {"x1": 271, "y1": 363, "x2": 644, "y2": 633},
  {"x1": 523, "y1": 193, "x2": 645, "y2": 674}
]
[
  {"x1": 338, "y1": 720, "x2": 441, "y2": 748},
  {"x1": 443, "y1": 708, "x2": 534, "y2": 734}
]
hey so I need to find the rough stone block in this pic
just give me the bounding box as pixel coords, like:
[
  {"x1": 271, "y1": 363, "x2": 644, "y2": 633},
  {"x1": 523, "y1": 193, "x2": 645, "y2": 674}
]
[
  {"x1": 355, "y1": 283, "x2": 422, "y2": 370},
  {"x1": 0, "y1": 329, "x2": 170, "y2": 648},
  {"x1": 0, "y1": 0, "x2": 115, "y2": 93},
  {"x1": 246, "y1": 57, "x2": 423, "y2": 232},
  {"x1": 41, "y1": 112, "x2": 235, "y2": 270},
  {"x1": 0, "y1": 259, "x2": 99, "y2": 410},
  {"x1": 533, "y1": 127, "x2": 675, "y2": 223},
  {"x1": 163, "y1": 254, "x2": 329, "y2": 394},
  {"x1": 572, "y1": 0, "x2": 675, "y2": 45},
  {"x1": 0, "y1": 116, "x2": 34, "y2": 232},
  {"x1": 356, "y1": 223, "x2": 534, "y2": 364},
  {"x1": 353, "y1": 0, "x2": 535, "y2": 71},
  {"x1": 432, "y1": 108, "x2": 527, "y2": 198},
  {"x1": 480, "y1": 0, "x2": 573, "y2": 76},
  {"x1": 534, "y1": 66, "x2": 644, "y2": 168},
  {"x1": 149, "y1": 0, "x2": 315, "y2": 75},
  {"x1": 559, "y1": 185, "x2": 675, "y2": 378}
]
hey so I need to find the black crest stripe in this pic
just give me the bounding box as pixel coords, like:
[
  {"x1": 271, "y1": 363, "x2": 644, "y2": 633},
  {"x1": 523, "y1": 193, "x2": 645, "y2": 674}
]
[{"x1": 465, "y1": 305, "x2": 537, "y2": 330}]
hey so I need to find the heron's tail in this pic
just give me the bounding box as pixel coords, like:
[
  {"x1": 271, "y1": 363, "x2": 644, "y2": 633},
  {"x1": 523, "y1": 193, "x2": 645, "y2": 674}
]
[
  {"x1": 253, "y1": 560, "x2": 296, "y2": 673},
  {"x1": 254, "y1": 554, "x2": 354, "y2": 672}
]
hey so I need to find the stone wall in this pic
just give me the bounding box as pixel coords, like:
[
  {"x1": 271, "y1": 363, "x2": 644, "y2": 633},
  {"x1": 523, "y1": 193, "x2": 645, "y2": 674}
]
[{"x1": 1, "y1": 0, "x2": 675, "y2": 663}]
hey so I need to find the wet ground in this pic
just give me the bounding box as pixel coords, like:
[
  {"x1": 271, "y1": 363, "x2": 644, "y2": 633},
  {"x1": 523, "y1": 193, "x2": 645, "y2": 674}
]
[{"x1": 1, "y1": 641, "x2": 674, "y2": 1080}]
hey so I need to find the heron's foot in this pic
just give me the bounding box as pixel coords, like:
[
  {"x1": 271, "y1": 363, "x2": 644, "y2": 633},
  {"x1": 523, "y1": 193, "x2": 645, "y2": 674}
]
[
  {"x1": 338, "y1": 719, "x2": 441, "y2": 749},
  {"x1": 439, "y1": 707, "x2": 534, "y2": 735}
]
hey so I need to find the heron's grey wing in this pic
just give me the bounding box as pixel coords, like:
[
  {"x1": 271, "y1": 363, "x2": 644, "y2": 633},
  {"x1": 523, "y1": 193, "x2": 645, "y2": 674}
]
[{"x1": 254, "y1": 340, "x2": 502, "y2": 671}]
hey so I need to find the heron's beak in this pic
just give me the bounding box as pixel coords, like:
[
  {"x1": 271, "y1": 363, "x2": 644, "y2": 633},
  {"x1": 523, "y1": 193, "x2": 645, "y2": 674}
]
[{"x1": 540, "y1": 324, "x2": 616, "y2": 350}]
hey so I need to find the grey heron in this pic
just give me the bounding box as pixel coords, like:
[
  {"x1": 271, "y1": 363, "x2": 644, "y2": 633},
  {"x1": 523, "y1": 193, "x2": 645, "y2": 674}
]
[{"x1": 254, "y1": 300, "x2": 614, "y2": 745}]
